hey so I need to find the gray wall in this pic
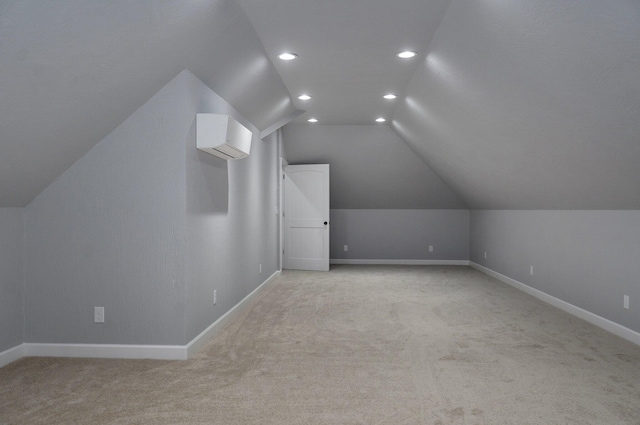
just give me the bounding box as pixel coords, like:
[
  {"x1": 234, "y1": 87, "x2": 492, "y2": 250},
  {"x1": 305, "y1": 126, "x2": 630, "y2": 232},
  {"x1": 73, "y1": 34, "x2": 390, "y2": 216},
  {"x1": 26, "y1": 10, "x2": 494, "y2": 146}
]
[
  {"x1": 331, "y1": 209, "x2": 469, "y2": 261},
  {"x1": 185, "y1": 104, "x2": 280, "y2": 342},
  {"x1": 0, "y1": 208, "x2": 24, "y2": 352},
  {"x1": 23, "y1": 70, "x2": 281, "y2": 346},
  {"x1": 470, "y1": 210, "x2": 640, "y2": 334}
]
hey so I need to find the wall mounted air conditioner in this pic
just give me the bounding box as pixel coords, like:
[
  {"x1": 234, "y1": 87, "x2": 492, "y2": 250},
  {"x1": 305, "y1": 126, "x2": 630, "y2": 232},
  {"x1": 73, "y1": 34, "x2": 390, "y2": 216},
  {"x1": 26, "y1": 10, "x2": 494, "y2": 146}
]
[{"x1": 196, "y1": 113, "x2": 252, "y2": 160}]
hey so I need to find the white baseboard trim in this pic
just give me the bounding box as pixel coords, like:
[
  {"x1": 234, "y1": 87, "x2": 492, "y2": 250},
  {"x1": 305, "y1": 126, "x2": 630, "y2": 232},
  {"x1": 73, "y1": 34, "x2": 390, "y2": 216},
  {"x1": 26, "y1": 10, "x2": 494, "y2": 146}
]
[
  {"x1": 470, "y1": 262, "x2": 640, "y2": 347},
  {"x1": 186, "y1": 270, "x2": 280, "y2": 358},
  {"x1": 23, "y1": 342, "x2": 188, "y2": 361},
  {"x1": 1, "y1": 271, "x2": 281, "y2": 368},
  {"x1": 331, "y1": 259, "x2": 470, "y2": 266},
  {"x1": 0, "y1": 343, "x2": 25, "y2": 368}
]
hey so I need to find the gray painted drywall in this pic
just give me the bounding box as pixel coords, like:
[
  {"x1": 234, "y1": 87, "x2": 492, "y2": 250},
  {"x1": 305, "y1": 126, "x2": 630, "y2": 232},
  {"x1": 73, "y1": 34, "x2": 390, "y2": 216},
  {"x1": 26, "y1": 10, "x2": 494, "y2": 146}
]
[
  {"x1": 0, "y1": 0, "x2": 295, "y2": 207},
  {"x1": 23, "y1": 69, "x2": 280, "y2": 346},
  {"x1": 470, "y1": 210, "x2": 640, "y2": 334},
  {"x1": 24, "y1": 71, "x2": 189, "y2": 345},
  {"x1": 331, "y1": 209, "x2": 469, "y2": 261},
  {"x1": 282, "y1": 124, "x2": 466, "y2": 209},
  {"x1": 392, "y1": 0, "x2": 640, "y2": 209},
  {"x1": 185, "y1": 105, "x2": 280, "y2": 342},
  {"x1": 0, "y1": 208, "x2": 24, "y2": 352}
]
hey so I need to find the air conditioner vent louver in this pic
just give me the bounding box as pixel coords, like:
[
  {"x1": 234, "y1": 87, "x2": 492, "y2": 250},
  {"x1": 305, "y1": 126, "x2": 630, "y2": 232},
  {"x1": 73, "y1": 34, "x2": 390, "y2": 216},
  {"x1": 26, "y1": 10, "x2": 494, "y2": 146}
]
[{"x1": 196, "y1": 113, "x2": 252, "y2": 160}]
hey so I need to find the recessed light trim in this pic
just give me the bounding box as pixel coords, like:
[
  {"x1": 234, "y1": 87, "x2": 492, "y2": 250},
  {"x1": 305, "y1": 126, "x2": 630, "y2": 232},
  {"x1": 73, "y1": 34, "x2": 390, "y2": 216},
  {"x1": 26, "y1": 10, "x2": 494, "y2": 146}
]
[
  {"x1": 375, "y1": 117, "x2": 386, "y2": 123},
  {"x1": 396, "y1": 50, "x2": 417, "y2": 59},
  {"x1": 308, "y1": 118, "x2": 318, "y2": 123},
  {"x1": 298, "y1": 94, "x2": 312, "y2": 100},
  {"x1": 278, "y1": 52, "x2": 298, "y2": 61},
  {"x1": 383, "y1": 94, "x2": 397, "y2": 100}
]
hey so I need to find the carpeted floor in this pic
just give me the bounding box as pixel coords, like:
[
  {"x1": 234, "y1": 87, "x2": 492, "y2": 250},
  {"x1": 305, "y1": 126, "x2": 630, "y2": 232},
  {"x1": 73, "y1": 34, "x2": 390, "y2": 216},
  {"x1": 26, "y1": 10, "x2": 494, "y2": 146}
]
[{"x1": 1, "y1": 265, "x2": 639, "y2": 424}]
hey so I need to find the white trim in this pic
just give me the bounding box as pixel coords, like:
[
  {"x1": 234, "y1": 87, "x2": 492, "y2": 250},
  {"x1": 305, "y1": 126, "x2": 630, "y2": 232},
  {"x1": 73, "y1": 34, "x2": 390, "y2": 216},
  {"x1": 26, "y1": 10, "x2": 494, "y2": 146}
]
[
  {"x1": 470, "y1": 262, "x2": 640, "y2": 347},
  {"x1": 186, "y1": 270, "x2": 280, "y2": 357},
  {"x1": 331, "y1": 259, "x2": 470, "y2": 266},
  {"x1": 0, "y1": 343, "x2": 25, "y2": 368},
  {"x1": 1, "y1": 271, "x2": 281, "y2": 367},
  {"x1": 23, "y1": 343, "x2": 187, "y2": 360}
]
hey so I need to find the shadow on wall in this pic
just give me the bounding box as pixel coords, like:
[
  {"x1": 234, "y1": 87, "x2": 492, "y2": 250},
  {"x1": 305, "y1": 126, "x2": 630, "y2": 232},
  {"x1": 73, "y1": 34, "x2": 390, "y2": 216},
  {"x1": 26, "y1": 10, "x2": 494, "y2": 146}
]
[{"x1": 193, "y1": 139, "x2": 229, "y2": 215}]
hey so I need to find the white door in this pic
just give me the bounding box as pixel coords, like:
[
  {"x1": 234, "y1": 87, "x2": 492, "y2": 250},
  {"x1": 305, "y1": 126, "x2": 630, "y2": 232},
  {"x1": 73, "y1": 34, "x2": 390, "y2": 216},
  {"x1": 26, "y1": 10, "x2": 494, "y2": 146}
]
[{"x1": 284, "y1": 164, "x2": 330, "y2": 271}]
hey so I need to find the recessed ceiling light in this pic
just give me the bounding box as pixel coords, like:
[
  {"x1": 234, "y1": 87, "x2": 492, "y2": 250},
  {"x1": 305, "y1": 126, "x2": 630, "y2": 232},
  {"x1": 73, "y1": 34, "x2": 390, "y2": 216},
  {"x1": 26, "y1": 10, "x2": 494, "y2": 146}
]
[
  {"x1": 308, "y1": 118, "x2": 318, "y2": 123},
  {"x1": 298, "y1": 94, "x2": 312, "y2": 100},
  {"x1": 383, "y1": 94, "x2": 397, "y2": 100},
  {"x1": 375, "y1": 117, "x2": 386, "y2": 123},
  {"x1": 278, "y1": 52, "x2": 298, "y2": 61},
  {"x1": 396, "y1": 50, "x2": 417, "y2": 59}
]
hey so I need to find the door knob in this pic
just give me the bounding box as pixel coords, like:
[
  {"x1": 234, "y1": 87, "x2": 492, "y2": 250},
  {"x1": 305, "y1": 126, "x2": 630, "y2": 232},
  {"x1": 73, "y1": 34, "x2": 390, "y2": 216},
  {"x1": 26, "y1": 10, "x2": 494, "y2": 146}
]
[{"x1": 324, "y1": 221, "x2": 328, "y2": 225}]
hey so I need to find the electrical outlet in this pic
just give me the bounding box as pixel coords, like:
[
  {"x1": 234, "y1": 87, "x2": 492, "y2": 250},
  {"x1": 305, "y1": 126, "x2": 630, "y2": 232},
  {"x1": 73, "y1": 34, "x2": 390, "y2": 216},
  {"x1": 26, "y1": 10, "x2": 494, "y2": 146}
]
[
  {"x1": 94, "y1": 306, "x2": 105, "y2": 323},
  {"x1": 213, "y1": 290, "x2": 217, "y2": 305},
  {"x1": 624, "y1": 295, "x2": 629, "y2": 310},
  {"x1": 484, "y1": 251, "x2": 487, "y2": 259},
  {"x1": 428, "y1": 245, "x2": 434, "y2": 253},
  {"x1": 344, "y1": 245, "x2": 348, "y2": 252},
  {"x1": 530, "y1": 266, "x2": 534, "y2": 276}
]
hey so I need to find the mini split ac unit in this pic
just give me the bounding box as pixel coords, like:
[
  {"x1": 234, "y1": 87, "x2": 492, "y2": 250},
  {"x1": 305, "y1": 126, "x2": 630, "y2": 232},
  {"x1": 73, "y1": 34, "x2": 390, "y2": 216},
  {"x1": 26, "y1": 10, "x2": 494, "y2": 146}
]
[{"x1": 196, "y1": 113, "x2": 252, "y2": 160}]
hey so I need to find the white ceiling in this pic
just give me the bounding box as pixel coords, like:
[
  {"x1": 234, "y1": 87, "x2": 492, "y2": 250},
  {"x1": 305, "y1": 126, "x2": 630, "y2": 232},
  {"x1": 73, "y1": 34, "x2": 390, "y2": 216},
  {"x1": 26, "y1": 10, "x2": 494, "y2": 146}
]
[{"x1": 1, "y1": 0, "x2": 640, "y2": 209}]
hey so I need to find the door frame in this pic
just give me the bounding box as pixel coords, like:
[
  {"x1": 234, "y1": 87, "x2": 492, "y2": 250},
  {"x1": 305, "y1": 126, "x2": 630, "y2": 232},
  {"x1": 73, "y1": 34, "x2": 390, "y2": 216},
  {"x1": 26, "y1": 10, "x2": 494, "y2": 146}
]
[{"x1": 278, "y1": 156, "x2": 288, "y2": 271}]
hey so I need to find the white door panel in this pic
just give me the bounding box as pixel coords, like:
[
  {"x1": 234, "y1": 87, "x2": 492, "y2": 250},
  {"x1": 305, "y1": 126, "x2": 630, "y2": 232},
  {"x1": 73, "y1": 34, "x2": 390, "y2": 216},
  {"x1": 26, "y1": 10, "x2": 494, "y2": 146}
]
[{"x1": 284, "y1": 164, "x2": 330, "y2": 271}]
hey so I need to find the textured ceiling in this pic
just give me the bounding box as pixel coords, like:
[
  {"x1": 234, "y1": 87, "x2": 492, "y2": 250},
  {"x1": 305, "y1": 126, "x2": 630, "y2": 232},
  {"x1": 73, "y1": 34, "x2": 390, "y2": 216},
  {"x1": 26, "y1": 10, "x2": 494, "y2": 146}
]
[{"x1": 2, "y1": 0, "x2": 639, "y2": 209}]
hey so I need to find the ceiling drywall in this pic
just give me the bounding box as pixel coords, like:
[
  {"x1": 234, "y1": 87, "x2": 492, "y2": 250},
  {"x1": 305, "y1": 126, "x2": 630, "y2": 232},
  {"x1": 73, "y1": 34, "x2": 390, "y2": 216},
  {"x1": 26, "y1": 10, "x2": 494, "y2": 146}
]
[
  {"x1": 237, "y1": 0, "x2": 451, "y2": 125},
  {"x1": 2, "y1": 0, "x2": 639, "y2": 210},
  {"x1": 283, "y1": 125, "x2": 467, "y2": 209},
  {"x1": 239, "y1": 0, "x2": 640, "y2": 210},
  {"x1": 0, "y1": 0, "x2": 295, "y2": 207},
  {"x1": 392, "y1": 0, "x2": 640, "y2": 209}
]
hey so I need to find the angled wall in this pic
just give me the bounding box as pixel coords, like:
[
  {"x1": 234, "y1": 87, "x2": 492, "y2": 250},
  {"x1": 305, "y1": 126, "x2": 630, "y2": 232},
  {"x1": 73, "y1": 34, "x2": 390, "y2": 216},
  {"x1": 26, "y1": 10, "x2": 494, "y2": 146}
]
[
  {"x1": 24, "y1": 71, "x2": 189, "y2": 345},
  {"x1": 23, "y1": 69, "x2": 281, "y2": 348},
  {"x1": 0, "y1": 208, "x2": 24, "y2": 353}
]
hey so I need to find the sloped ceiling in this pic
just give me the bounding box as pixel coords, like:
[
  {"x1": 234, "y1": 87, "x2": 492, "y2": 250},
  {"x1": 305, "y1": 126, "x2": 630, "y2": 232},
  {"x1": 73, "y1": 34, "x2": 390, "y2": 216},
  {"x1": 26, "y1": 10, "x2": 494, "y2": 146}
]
[
  {"x1": 236, "y1": 0, "x2": 451, "y2": 125},
  {"x1": 2, "y1": 0, "x2": 639, "y2": 210},
  {"x1": 239, "y1": 0, "x2": 640, "y2": 210},
  {"x1": 392, "y1": 0, "x2": 640, "y2": 209},
  {"x1": 283, "y1": 125, "x2": 467, "y2": 209},
  {"x1": 0, "y1": 0, "x2": 295, "y2": 207}
]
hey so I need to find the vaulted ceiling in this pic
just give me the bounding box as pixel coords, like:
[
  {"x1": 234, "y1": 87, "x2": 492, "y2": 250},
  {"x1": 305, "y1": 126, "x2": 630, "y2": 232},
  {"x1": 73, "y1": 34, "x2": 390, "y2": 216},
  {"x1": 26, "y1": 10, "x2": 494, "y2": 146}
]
[{"x1": 1, "y1": 0, "x2": 639, "y2": 209}]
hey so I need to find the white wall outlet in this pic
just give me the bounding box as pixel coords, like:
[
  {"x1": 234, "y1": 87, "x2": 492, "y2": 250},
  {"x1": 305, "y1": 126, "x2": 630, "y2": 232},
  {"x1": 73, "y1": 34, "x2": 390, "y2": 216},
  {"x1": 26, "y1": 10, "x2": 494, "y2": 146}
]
[
  {"x1": 428, "y1": 245, "x2": 434, "y2": 252},
  {"x1": 344, "y1": 245, "x2": 348, "y2": 252},
  {"x1": 213, "y1": 290, "x2": 217, "y2": 305},
  {"x1": 530, "y1": 266, "x2": 534, "y2": 276},
  {"x1": 484, "y1": 251, "x2": 487, "y2": 259},
  {"x1": 94, "y1": 306, "x2": 105, "y2": 323},
  {"x1": 624, "y1": 295, "x2": 629, "y2": 310},
  {"x1": 259, "y1": 263, "x2": 262, "y2": 274}
]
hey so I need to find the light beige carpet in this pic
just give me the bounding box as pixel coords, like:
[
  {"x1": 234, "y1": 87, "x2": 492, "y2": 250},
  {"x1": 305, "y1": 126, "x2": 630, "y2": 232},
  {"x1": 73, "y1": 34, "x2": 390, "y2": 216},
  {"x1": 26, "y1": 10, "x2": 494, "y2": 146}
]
[{"x1": 1, "y1": 265, "x2": 639, "y2": 424}]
